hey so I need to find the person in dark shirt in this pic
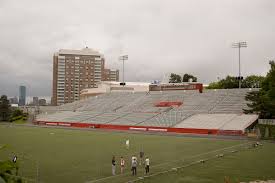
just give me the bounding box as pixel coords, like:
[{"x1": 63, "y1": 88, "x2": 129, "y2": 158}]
[
  {"x1": 139, "y1": 151, "x2": 144, "y2": 165},
  {"x1": 112, "y1": 156, "x2": 116, "y2": 175}
]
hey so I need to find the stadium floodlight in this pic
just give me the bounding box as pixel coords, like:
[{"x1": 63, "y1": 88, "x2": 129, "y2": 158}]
[
  {"x1": 232, "y1": 41, "x2": 247, "y2": 88},
  {"x1": 119, "y1": 55, "x2": 128, "y2": 85}
]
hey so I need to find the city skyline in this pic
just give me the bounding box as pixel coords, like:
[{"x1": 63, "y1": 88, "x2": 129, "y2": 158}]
[{"x1": 0, "y1": 0, "x2": 274, "y2": 97}]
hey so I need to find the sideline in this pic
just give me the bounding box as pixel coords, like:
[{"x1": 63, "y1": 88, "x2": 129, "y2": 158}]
[{"x1": 0, "y1": 123, "x2": 249, "y2": 141}]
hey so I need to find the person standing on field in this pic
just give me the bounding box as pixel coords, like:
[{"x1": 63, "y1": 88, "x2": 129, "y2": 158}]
[
  {"x1": 120, "y1": 156, "x2": 125, "y2": 174},
  {"x1": 139, "y1": 150, "x2": 144, "y2": 165},
  {"x1": 112, "y1": 156, "x2": 116, "y2": 175},
  {"x1": 131, "y1": 156, "x2": 137, "y2": 176},
  {"x1": 145, "y1": 157, "x2": 150, "y2": 174}
]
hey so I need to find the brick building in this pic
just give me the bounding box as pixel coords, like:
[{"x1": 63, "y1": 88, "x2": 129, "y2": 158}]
[
  {"x1": 102, "y1": 69, "x2": 119, "y2": 81},
  {"x1": 52, "y1": 47, "x2": 119, "y2": 106}
]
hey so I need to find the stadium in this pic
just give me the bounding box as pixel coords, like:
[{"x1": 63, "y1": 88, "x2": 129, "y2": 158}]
[
  {"x1": 35, "y1": 83, "x2": 258, "y2": 136},
  {"x1": 1, "y1": 1, "x2": 275, "y2": 183},
  {"x1": 2, "y1": 84, "x2": 275, "y2": 183}
]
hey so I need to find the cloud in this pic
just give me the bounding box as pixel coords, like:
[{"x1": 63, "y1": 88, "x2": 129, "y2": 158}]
[{"x1": 0, "y1": 0, "x2": 274, "y2": 97}]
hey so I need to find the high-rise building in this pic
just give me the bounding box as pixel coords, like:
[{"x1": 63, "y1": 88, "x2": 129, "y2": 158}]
[
  {"x1": 19, "y1": 86, "x2": 26, "y2": 106},
  {"x1": 33, "y1": 97, "x2": 39, "y2": 106},
  {"x1": 38, "y1": 99, "x2": 46, "y2": 106},
  {"x1": 102, "y1": 69, "x2": 119, "y2": 81},
  {"x1": 9, "y1": 97, "x2": 18, "y2": 104},
  {"x1": 52, "y1": 48, "x2": 106, "y2": 106}
]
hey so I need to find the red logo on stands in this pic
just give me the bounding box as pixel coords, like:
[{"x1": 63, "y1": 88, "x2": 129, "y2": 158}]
[{"x1": 154, "y1": 101, "x2": 183, "y2": 107}]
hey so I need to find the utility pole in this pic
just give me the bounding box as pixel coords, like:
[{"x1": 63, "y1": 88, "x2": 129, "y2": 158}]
[
  {"x1": 119, "y1": 55, "x2": 128, "y2": 85},
  {"x1": 232, "y1": 42, "x2": 247, "y2": 88}
]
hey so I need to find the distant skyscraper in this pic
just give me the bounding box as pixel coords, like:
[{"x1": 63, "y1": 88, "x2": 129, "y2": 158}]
[
  {"x1": 19, "y1": 86, "x2": 26, "y2": 106},
  {"x1": 33, "y1": 97, "x2": 39, "y2": 106}
]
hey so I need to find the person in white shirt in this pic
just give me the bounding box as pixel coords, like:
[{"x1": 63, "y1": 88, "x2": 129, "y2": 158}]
[
  {"x1": 145, "y1": 157, "x2": 150, "y2": 174},
  {"x1": 131, "y1": 156, "x2": 138, "y2": 176},
  {"x1": 126, "y1": 139, "x2": 130, "y2": 149},
  {"x1": 120, "y1": 156, "x2": 125, "y2": 174}
]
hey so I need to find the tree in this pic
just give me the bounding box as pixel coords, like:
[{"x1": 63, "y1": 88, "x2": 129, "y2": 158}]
[
  {"x1": 182, "y1": 74, "x2": 197, "y2": 82},
  {"x1": 207, "y1": 75, "x2": 264, "y2": 89},
  {"x1": 207, "y1": 76, "x2": 238, "y2": 89},
  {"x1": 244, "y1": 61, "x2": 275, "y2": 119},
  {"x1": 169, "y1": 73, "x2": 181, "y2": 83},
  {"x1": 0, "y1": 160, "x2": 21, "y2": 183},
  {"x1": 11, "y1": 109, "x2": 23, "y2": 118},
  {"x1": 242, "y1": 75, "x2": 265, "y2": 88},
  {"x1": 0, "y1": 95, "x2": 11, "y2": 121}
]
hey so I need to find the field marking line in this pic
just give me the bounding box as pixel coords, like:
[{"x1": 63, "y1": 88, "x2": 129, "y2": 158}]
[
  {"x1": 145, "y1": 141, "x2": 251, "y2": 169},
  {"x1": 85, "y1": 141, "x2": 251, "y2": 183},
  {"x1": 127, "y1": 142, "x2": 255, "y2": 183}
]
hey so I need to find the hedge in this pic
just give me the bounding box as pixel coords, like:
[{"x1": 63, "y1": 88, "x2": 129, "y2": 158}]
[{"x1": 257, "y1": 124, "x2": 275, "y2": 139}]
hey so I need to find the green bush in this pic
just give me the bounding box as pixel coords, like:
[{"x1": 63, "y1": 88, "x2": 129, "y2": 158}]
[
  {"x1": 7, "y1": 109, "x2": 27, "y2": 122},
  {"x1": 22, "y1": 117, "x2": 27, "y2": 121},
  {"x1": 0, "y1": 160, "x2": 22, "y2": 183},
  {"x1": 11, "y1": 109, "x2": 23, "y2": 118},
  {"x1": 9, "y1": 116, "x2": 23, "y2": 122},
  {"x1": 257, "y1": 124, "x2": 275, "y2": 139}
]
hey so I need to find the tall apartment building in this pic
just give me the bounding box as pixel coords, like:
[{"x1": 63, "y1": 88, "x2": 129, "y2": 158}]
[
  {"x1": 33, "y1": 97, "x2": 39, "y2": 106},
  {"x1": 19, "y1": 86, "x2": 26, "y2": 106},
  {"x1": 52, "y1": 48, "x2": 107, "y2": 106},
  {"x1": 102, "y1": 69, "x2": 119, "y2": 81}
]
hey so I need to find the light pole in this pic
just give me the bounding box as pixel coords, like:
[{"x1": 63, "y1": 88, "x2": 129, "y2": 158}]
[
  {"x1": 232, "y1": 41, "x2": 247, "y2": 88},
  {"x1": 119, "y1": 55, "x2": 128, "y2": 85}
]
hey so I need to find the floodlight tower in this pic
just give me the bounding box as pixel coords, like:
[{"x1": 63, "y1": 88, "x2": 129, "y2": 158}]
[
  {"x1": 232, "y1": 41, "x2": 247, "y2": 88},
  {"x1": 119, "y1": 55, "x2": 128, "y2": 85}
]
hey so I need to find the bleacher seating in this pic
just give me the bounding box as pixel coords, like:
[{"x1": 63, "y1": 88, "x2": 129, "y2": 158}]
[
  {"x1": 175, "y1": 113, "x2": 258, "y2": 132},
  {"x1": 36, "y1": 88, "x2": 259, "y2": 131}
]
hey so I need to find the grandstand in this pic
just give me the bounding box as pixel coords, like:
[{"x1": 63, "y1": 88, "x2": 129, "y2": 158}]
[{"x1": 36, "y1": 88, "x2": 259, "y2": 135}]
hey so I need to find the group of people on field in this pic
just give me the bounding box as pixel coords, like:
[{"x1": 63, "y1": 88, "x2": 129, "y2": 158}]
[{"x1": 111, "y1": 154, "x2": 150, "y2": 176}]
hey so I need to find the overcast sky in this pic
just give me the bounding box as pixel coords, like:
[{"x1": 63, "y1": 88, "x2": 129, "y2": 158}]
[{"x1": 0, "y1": 0, "x2": 274, "y2": 97}]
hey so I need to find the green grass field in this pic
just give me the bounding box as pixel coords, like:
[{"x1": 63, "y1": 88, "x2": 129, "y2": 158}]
[{"x1": 0, "y1": 124, "x2": 275, "y2": 183}]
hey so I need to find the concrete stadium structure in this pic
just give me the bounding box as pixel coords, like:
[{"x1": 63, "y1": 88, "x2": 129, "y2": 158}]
[
  {"x1": 80, "y1": 81, "x2": 150, "y2": 100},
  {"x1": 35, "y1": 88, "x2": 258, "y2": 135}
]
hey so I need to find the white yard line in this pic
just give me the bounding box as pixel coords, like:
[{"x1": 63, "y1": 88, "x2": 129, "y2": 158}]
[
  {"x1": 85, "y1": 141, "x2": 252, "y2": 183},
  {"x1": 127, "y1": 141, "x2": 254, "y2": 183}
]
